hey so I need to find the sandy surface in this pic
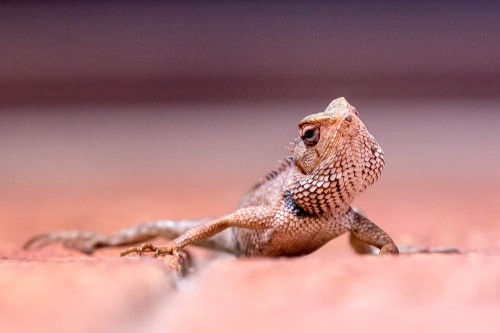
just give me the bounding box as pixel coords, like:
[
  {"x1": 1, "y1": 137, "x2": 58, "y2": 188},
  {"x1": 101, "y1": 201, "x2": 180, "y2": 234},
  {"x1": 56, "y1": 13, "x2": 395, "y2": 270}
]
[{"x1": 1, "y1": 99, "x2": 499, "y2": 332}]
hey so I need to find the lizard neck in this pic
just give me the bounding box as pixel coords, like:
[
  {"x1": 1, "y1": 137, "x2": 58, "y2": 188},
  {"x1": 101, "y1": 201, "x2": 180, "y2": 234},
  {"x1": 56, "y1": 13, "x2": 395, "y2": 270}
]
[{"x1": 286, "y1": 161, "x2": 359, "y2": 216}]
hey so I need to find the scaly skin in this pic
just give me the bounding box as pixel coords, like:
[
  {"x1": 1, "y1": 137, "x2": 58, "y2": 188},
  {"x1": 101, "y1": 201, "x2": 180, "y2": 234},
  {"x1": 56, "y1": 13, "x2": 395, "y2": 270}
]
[{"x1": 25, "y1": 98, "x2": 400, "y2": 273}]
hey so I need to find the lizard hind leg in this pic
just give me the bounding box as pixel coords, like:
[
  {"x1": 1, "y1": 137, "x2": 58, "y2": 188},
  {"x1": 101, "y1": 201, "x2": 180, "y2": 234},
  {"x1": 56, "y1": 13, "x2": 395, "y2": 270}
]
[
  {"x1": 24, "y1": 230, "x2": 111, "y2": 254},
  {"x1": 23, "y1": 218, "x2": 235, "y2": 255},
  {"x1": 397, "y1": 245, "x2": 460, "y2": 254}
]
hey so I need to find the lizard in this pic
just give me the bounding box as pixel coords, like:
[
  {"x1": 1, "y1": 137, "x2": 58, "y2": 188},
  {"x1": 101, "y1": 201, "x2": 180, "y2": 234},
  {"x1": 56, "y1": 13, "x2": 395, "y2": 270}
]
[{"x1": 24, "y1": 97, "x2": 416, "y2": 273}]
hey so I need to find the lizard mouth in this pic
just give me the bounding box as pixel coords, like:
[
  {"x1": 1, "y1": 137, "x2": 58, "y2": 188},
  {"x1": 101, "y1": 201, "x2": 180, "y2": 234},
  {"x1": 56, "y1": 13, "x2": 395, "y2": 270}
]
[
  {"x1": 294, "y1": 148, "x2": 320, "y2": 175},
  {"x1": 294, "y1": 157, "x2": 307, "y2": 174}
]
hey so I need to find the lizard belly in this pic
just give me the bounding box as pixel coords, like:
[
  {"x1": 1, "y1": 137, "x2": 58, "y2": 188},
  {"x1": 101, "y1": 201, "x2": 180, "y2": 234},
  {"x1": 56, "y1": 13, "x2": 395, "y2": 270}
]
[
  {"x1": 262, "y1": 230, "x2": 337, "y2": 257},
  {"x1": 234, "y1": 214, "x2": 348, "y2": 257}
]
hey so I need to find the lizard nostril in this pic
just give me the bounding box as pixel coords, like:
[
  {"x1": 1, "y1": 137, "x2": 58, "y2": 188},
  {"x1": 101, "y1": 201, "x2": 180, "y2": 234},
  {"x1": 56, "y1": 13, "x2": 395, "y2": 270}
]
[{"x1": 344, "y1": 113, "x2": 352, "y2": 122}]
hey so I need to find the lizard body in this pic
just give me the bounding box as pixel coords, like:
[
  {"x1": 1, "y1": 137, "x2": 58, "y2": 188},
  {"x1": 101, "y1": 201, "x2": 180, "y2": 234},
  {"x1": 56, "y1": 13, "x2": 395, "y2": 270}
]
[{"x1": 25, "y1": 98, "x2": 399, "y2": 272}]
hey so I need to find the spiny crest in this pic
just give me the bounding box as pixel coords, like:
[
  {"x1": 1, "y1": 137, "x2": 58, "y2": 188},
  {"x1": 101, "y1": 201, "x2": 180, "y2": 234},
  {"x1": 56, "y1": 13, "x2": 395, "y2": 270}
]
[
  {"x1": 251, "y1": 155, "x2": 293, "y2": 191},
  {"x1": 250, "y1": 138, "x2": 297, "y2": 191}
]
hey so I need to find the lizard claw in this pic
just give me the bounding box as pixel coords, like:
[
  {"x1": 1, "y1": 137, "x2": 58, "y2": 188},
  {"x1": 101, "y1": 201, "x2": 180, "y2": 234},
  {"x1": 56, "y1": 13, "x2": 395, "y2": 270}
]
[
  {"x1": 120, "y1": 243, "x2": 175, "y2": 257},
  {"x1": 120, "y1": 243, "x2": 150, "y2": 257}
]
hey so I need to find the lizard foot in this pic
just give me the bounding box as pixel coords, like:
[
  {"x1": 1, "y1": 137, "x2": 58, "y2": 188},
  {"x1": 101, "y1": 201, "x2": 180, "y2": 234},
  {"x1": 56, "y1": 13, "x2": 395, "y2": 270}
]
[
  {"x1": 397, "y1": 245, "x2": 460, "y2": 254},
  {"x1": 120, "y1": 243, "x2": 186, "y2": 274},
  {"x1": 24, "y1": 231, "x2": 108, "y2": 254},
  {"x1": 119, "y1": 243, "x2": 176, "y2": 257},
  {"x1": 379, "y1": 242, "x2": 400, "y2": 255}
]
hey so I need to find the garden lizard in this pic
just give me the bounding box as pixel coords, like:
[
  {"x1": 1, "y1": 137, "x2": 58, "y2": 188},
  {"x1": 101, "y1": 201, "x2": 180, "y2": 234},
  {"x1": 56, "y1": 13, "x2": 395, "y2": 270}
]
[{"x1": 25, "y1": 98, "x2": 406, "y2": 272}]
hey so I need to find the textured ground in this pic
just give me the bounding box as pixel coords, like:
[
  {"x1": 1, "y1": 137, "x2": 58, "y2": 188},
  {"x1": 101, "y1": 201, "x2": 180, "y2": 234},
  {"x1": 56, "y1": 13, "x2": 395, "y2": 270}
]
[{"x1": 1, "y1": 99, "x2": 499, "y2": 333}]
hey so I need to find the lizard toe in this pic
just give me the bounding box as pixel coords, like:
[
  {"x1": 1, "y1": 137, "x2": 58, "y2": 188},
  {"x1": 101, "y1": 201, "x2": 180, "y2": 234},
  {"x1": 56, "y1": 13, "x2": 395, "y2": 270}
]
[{"x1": 379, "y1": 243, "x2": 399, "y2": 255}]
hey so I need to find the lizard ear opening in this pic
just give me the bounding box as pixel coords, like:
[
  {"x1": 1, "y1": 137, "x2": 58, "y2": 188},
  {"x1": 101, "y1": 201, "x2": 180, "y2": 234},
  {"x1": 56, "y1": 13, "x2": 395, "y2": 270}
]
[{"x1": 300, "y1": 124, "x2": 320, "y2": 146}]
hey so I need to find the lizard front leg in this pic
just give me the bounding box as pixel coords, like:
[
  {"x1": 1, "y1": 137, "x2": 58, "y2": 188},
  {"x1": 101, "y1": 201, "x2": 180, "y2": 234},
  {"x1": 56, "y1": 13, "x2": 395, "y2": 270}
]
[
  {"x1": 120, "y1": 206, "x2": 277, "y2": 270},
  {"x1": 349, "y1": 211, "x2": 399, "y2": 255},
  {"x1": 349, "y1": 212, "x2": 459, "y2": 255}
]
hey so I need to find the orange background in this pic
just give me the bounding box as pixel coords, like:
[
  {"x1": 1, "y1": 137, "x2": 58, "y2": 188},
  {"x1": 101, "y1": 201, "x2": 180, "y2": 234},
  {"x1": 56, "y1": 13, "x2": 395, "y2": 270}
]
[{"x1": 1, "y1": 2, "x2": 500, "y2": 333}]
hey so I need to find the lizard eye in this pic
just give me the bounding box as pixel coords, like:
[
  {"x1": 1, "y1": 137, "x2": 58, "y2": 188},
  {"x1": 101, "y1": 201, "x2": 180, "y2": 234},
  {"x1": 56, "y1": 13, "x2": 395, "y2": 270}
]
[{"x1": 300, "y1": 124, "x2": 320, "y2": 146}]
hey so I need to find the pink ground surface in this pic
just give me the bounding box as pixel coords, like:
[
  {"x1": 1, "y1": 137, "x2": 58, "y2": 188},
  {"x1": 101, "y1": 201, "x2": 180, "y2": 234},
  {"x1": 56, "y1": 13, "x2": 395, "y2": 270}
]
[{"x1": 1, "y1": 99, "x2": 499, "y2": 332}]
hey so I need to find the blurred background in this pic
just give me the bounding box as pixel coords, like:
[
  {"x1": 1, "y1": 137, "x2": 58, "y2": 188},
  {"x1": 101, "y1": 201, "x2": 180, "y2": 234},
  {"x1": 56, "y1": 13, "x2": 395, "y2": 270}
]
[{"x1": 1, "y1": 1, "x2": 499, "y2": 252}]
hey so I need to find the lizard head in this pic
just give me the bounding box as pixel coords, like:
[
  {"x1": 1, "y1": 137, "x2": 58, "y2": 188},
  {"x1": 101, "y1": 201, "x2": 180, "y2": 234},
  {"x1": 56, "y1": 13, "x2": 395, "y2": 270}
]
[{"x1": 290, "y1": 97, "x2": 384, "y2": 214}]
